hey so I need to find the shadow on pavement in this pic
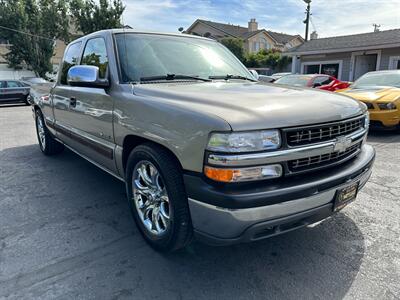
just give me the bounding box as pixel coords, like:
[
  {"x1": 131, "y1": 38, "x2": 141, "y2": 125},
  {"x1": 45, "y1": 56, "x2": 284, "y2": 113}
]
[
  {"x1": 367, "y1": 129, "x2": 400, "y2": 144},
  {"x1": 0, "y1": 143, "x2": 365, "y2": 299}
]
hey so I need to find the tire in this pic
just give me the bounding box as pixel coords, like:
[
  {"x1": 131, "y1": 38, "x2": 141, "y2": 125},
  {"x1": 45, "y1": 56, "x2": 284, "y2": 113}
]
[
  {"x1": 125, "y1": 143, "x2": 193, "y2": 252},
  {"x1": 35, "y1": 109, "x2": 64, "y2": 155}
]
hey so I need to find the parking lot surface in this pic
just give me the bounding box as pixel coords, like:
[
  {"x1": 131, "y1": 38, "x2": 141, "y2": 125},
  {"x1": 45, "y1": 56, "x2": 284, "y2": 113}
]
[{"x1": 0, "y1": 105, "x2": 399, "y2": 299}]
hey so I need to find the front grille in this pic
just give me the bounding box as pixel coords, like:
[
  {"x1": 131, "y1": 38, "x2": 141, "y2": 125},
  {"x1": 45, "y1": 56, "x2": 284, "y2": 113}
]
[
  {"x1": 288, "y1": 142, "x2": 361, "y2": 173},
  {"x1": 286, "y1": 116, "x2": 365, "y2": 147}
]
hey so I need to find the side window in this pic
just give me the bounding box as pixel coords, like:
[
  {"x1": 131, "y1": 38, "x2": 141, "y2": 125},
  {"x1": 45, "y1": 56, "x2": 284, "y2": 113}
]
[
  {"x1": 81, "y1": 38, "x2": 109, "y2": 79},
  {"x1": 6, "y1": 81, "x2": 20, "y2": 88},
  {"x1": 314, "y1": 76, "x2": 331, "y2": 85},
  {"x1": 0, "y1": 81, "x2": 6, "y2": 88},
  {"x1": 60, "y1": 42, "x2": 82, "y2": 85}
]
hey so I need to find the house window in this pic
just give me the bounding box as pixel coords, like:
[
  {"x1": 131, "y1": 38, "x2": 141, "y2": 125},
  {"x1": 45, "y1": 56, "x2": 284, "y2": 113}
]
[
  {"x1": 260, "y1": 38, "x2": 271, "y2": 50},
  {"x1": 304, "y1": 62, "x2": 340, "y2": 78},
  {"x1": 253, "y1": 41, "x2": 260, "y2": 52}
]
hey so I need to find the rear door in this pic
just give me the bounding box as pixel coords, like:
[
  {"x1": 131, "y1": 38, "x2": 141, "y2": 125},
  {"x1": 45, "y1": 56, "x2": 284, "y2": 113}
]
[{"x1": 67, "y1": 36, "x2": 116, "y2": 172}]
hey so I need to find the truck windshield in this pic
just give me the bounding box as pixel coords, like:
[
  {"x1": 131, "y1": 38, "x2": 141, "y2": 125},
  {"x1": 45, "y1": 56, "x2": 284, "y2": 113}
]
[{"x1": 115, "y1": 33, "x2": 251, "y2": 83}]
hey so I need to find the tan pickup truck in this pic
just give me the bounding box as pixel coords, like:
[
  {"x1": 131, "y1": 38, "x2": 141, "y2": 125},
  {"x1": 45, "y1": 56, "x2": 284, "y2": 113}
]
[{"x1": 31, "y1": 29, "x2": 375, "y2": 252}]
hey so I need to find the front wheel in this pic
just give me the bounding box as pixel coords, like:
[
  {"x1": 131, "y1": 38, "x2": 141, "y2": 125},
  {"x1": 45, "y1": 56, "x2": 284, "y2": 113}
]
[
  {"x1": 125, "y1": 143, "x2": 193, "y2": 252},
  {"x1": 35, "y1": 109, "x2": 64, "y2": 155}
]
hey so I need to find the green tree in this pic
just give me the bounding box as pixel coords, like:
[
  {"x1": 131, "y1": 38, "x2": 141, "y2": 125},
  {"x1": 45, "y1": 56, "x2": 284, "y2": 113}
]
[
  {"x1": 0, "y1": 0, "x2": 69, "y2": 78},
  {"x1": 220, "y1": 37, "x2": 245, "y2": 62},
  {"x1": 69, "y1": 0, "x2": 125, "y2": 35},
  {"x1": 243, "y1": 49, "x2": 290, "y2": 71}
]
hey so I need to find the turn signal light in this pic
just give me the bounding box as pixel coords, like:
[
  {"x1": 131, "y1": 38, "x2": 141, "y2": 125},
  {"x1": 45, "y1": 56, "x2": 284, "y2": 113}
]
[{"x1": 204, "y1": 164, "x2": 282, "y2": 183}]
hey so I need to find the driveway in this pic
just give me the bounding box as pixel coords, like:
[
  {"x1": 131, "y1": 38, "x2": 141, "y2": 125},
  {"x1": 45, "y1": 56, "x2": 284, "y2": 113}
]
[{"x1": 0, "y1": 105, "x2": 399, "y2": 299}]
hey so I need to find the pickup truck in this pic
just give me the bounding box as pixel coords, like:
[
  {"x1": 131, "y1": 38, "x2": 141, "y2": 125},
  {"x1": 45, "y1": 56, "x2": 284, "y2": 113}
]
[{"x1": 31, "y1": 29, "x2": 375, "y2": 252}]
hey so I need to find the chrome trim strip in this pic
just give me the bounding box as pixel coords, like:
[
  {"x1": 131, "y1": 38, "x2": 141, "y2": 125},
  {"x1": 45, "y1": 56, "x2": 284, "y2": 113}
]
[{"x1": 208, "y1": 128, "x2": 367, "y2": 167}]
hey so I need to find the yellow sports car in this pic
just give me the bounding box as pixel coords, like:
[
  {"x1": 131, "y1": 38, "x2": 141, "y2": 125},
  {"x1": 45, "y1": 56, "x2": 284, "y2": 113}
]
[{"x1": 337, "y1": 70, "x2": 400, "y2": 129}]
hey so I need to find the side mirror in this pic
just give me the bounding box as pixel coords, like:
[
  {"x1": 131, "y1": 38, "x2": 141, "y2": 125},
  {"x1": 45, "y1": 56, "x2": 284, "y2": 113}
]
[
  {"x1": 249, "y1": 69, "x2": 259, "y2": 80},
  {"x1": 67, "y1": 65, "x2": 109, "y2": 88}
]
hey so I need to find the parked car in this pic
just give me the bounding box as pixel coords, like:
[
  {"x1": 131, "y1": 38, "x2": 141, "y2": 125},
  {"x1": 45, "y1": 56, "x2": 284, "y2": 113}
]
[
  {"x1": 31, "y1": 29, "x2": 375, "y2": 252},
  {"x1": 21, "y1": 77, "x2": 49, "y2": 86},
  {"x1": 0, "y1": 80, "x2": 30, "y2": 104},
  {"x1": 275, "y1": 74, "x2": 350, "y2": 91},
  {"x1": 258, "y1": 75, "x2": 275, "y2": 83},
  {"x1": 271, "y1": 72, "x2": 292, "y2": 80},
  {"x1": 337, "y1": 70, "x2": 400, "y2": 129}
]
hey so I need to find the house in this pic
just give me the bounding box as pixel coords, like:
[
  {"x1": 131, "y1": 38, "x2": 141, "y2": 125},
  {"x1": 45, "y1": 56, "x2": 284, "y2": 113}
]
[
  {"x1": 185, "y1": 18, "x2": 304, "y2": 53},
  {"x1": 285, "y1": 29, "x2": 400, "y2": 81}
]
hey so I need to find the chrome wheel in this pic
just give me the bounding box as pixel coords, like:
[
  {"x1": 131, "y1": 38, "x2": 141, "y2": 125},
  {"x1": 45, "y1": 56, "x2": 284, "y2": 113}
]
[
  {"x1": 132, "y1": 161, "x2": 170, "y2": 236},
  {"x1": 36, "y1": 115, "x2": 46, "y2": 150}
]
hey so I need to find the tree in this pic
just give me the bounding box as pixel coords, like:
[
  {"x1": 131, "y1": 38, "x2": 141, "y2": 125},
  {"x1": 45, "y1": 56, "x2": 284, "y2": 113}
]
[
  {"x1": 0, "y1": 0, "x2": 70, "y2": 78},
  {"x1": 69, "y1": 0, "x2": 125, "y2": 35},
  {"x1": 243, "y1": 49, "x2": 290, "y2": 71},
  {"x1": 220, "y1": 37, "x2": 245, "y2": 62}
]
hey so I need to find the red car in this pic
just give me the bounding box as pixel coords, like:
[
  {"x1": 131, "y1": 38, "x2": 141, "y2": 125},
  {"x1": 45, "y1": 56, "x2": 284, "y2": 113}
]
[{"x1": 274, "y1": 74, "x2": 350, "y2": 91}]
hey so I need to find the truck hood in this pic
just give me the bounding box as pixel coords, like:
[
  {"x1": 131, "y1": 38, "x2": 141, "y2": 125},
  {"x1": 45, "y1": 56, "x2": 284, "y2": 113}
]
[
  {"x1": 338, "y1": 87, "x2": 400, "y2": 102},
  {"x1": 133, "y1": 82, "x2": 366, "y2": 131}
]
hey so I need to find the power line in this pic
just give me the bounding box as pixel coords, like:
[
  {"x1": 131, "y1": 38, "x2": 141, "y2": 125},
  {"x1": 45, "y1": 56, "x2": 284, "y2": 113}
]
[{"x1": 0, "y1": 25, "x2": 54, "y2": 41}]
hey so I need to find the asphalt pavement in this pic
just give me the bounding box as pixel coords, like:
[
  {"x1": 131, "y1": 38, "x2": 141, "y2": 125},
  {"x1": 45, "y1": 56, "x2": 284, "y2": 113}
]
[{"x1": 0, "y1": 105, "x2": 399, "y2": 299}]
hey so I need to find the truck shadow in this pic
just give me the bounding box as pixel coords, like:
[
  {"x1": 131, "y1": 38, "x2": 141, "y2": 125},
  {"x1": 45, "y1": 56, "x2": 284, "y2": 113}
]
[{"x1": 0, "y1": 144, "x2": 365, "y2": 299}]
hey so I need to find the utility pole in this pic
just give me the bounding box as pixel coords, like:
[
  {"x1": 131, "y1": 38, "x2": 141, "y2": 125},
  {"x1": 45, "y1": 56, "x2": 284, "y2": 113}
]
[{"x1": 303, "y1": 0, "x2": 312, "y2": 41}]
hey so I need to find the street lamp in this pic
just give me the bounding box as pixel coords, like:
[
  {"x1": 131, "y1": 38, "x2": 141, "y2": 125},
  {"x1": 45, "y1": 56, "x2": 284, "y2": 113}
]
[{"x1": 303, "y1": 0, "x2": 311, "y2": 41}]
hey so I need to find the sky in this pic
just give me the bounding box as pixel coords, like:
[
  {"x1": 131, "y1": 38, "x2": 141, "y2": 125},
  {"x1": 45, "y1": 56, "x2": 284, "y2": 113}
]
[{"x1": 122, "y1": 0, "x2": 400, "y2": 38}]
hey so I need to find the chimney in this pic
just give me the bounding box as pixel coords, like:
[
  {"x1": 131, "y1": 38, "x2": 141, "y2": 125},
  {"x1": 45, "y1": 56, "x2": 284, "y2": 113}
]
[
  {"x1": 310, "y1": 31, "x2": 318, "y2": 40},
  {"x1": 248, "y1": 18, "x2": 258, "y2": 32}
]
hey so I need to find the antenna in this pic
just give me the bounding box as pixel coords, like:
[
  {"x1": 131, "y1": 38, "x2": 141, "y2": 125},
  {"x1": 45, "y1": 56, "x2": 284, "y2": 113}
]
[{"x1": 372, "y1": 24, "x2": 381, "y2": 32}]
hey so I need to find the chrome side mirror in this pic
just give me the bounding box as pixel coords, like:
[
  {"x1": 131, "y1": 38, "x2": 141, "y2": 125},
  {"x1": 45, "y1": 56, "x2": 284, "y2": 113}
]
[{"x1": 67, "y1": 65, "x2": 109, "y2": 88}]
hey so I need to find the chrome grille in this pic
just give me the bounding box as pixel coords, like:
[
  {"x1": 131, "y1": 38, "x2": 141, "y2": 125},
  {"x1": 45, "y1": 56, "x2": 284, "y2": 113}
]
[
  {"x1": 286, "y1": 117, "x2": 365, "y2": 147},
  {"x1": 288, "y1": 142, "x2": 361, "y2": 173}
]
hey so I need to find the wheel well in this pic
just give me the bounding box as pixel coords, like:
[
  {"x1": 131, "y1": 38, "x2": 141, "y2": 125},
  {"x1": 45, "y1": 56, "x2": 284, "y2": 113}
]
[{"x1": 122, "y1": 135, "x2": 182, "y2": 174}]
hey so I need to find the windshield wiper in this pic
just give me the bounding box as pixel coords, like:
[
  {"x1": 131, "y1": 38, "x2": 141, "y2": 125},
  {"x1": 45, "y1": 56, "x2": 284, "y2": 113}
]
[
  {"x1": 209, "y1": 74, "x2": 257, "y2": 82},
  {"x1": 140, "y1": 74, "x2": 211, "y2": 82}
]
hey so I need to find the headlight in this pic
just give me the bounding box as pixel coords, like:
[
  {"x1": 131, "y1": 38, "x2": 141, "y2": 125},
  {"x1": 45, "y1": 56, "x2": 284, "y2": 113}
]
[
  {"x1": 378, "y1": 102, "x2": 397, "y2": 110},
  {"x1": 207, "y1": 130, "x2": 281, "y2": 152}
]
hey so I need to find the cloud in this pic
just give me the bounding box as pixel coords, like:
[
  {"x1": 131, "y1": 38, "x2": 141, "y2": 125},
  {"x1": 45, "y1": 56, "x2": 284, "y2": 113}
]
[{"x1": 122, "y1": 0, "x2": 400, "y2": 37}]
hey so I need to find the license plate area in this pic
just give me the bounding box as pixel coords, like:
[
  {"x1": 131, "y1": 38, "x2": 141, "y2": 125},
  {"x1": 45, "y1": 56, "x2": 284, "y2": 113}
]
[{"x1": 334, "y1": 181, "x2": 359, "y2": 211}]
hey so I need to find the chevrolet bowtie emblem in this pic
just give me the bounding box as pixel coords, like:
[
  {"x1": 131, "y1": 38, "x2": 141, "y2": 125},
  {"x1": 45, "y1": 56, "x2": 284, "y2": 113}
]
[{"x1": 333, "y1": 136, "x2": 352, "y2": 153}]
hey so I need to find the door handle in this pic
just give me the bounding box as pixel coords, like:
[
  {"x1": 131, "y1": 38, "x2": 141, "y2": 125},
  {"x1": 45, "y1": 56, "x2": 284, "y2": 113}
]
[{"x1": 69, "y1": 97, "x2": 77, "y2": 107}]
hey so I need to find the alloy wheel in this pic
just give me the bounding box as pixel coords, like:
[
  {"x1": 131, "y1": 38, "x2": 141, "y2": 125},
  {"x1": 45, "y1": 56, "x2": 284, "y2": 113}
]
[{"x1": 132, "y1": 160, "x2": 170, "y2": 236}]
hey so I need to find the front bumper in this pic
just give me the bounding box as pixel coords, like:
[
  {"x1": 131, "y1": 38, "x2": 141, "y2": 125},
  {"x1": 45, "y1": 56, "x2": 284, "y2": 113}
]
[
  {"x1": 369, "y1": 109, "x2": 400, "y2": 128},
  {"x1": 185, "y1": 144, "x2": 375, "y2": 245}
]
